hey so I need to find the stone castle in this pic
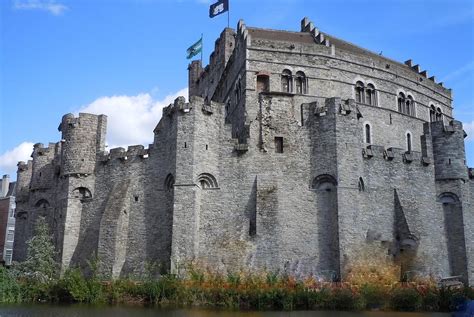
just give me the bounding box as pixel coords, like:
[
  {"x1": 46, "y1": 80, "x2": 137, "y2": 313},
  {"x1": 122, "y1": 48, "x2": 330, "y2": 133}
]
[{"x1": 13, "y1": 18, "x2": 474, "y2": 284}]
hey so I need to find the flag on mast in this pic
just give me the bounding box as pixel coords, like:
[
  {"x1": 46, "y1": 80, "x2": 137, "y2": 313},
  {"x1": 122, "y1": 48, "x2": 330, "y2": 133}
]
[
  {"x1": 209, "y1": 0, "x2": 228, "y2": 18},
  {"x1": 186, "y1": 37, "x2": 203, "y2": 59}
]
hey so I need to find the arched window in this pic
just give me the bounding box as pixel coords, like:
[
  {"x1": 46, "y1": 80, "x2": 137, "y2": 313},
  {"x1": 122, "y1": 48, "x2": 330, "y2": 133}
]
[
  {"x1": 256, "y1": 74, "x2": 269, "y2": 93},
  {"x1": 34, "y1": 199, "x2": 50, "y2": 208},
  {"x1": 406, "y1": 132, "x2": 412, "y2": 152},
  {"x1": 430, "y1": 105, "x2": 436, "y2": 122},
  {"x1": 72, "y1": 187, "x2": 92, "y2": 200},
  {"x1": 312, "y1": 174, "x2": 337, "y2": 191},
  {"x1": 436, "y1": 107, "x2": 443, "y2": 122},
  {"x1": 439, "y1": 192, "x2": 467, "y2": 277},
  {"x1": 366, "y1": 83, "x2": 376, "y2": 106},
  {"x1": 406, "y1": 95, "x2": 414, "y2": 116},
  {"x1": 364, "y1": 123, "x2": 372, "y2": 144},
  {"x1": 295, "y1": 71, "x2": 306, "y2": 94},
  {"x1": 164, "y1": 173, "x2": 175, "y2": 191},
  {"x1": 197, "y1": 173, "x2": 218, "y2": 189},
  {"x1": 355, "y1": 81, "x2": 364, "y2": 103},
  {"x1": 439, "y1": 192, "x2": 459, "y2": 204},
  {"x1": 398, "y1": 92, "x2": 405, "y2": 113},
  {"x1": 281, "y1": 69, "x2": 292, "y2": 93}
]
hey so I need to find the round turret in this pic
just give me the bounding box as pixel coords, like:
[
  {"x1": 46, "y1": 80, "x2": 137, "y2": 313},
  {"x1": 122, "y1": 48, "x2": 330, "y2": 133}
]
[{"x1": 59, "y1": 113, "x2": 107, "y2": 176}]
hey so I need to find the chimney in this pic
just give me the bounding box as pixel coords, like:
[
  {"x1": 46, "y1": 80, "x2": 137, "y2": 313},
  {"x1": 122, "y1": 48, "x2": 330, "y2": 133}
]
[{"x1": 1, "y1": 174, "x2": 10, "y2": 197}]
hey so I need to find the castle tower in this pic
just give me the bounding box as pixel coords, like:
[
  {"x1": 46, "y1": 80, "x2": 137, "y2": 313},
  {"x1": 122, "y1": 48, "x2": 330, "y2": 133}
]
[
  {"x1": 430, "y1": 120, "x2": 472, "y2": 283},
  {"x1": 57, "y1": 113, "x2": 107, "y2": 271},
  {"x1": 188, "y1": 28, "x2": 236, "y2": 101}
]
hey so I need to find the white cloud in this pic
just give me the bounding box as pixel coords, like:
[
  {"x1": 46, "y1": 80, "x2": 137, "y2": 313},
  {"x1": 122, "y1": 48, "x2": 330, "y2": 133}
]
[
  {"x1": 464, "y1": 121, "x2": 474, "y2": 142},
  {"x1": 78, "y1": 88, "x2": 188, "y2": 149},
  {"x1": 13, "y1": 0, "x2": 68, "y2": 16},
  {"x1": 0, "y1": 142, "x2": 35, "y2": 177}
]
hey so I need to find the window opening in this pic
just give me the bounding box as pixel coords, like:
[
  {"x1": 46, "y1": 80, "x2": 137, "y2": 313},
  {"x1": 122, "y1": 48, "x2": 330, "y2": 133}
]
[{"x1": 275, "y1": 137, "x2": 284, "y2": 153}]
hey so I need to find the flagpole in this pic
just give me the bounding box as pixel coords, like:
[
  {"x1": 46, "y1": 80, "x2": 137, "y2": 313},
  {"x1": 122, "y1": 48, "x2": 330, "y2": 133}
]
[
  {"x1": 200, "y1": 33, "x2": 203, "y2": 66},
  {"x1": 227, "y1": 8, "x2": 229, "y2": 28}
]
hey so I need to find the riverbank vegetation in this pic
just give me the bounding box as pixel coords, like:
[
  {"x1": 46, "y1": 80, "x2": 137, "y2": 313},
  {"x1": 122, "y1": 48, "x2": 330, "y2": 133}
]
[{"x1": 1, "y1": 217, "x2": 473, "y2": 312}]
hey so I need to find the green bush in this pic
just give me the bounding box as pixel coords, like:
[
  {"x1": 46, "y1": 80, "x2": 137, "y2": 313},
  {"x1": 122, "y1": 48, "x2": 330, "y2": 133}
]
[
  {"x1": 422, "y1": 288, "x2": 440, "y2": 311},
  {"x1": 307, "y1": 287, "x2": 332, "y2": 309},
  {"x1": 0, "y1": 266, "x2": 22, "y2": 303},
  {"x1": 61, "y1": 268, "x2": 104, "y2": 303},
  {"x1": 332, "y1": 288, "x2": 362, "y2": 310},
  {"x1": 390, "y1": 287, "x2": 422, "y2": 311},
  {"x1": 360, "y1": 284, "x2": 386, "y2": 309}
]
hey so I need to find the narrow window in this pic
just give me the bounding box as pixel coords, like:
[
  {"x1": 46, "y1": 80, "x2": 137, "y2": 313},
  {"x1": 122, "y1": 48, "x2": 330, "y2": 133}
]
[
  {"x1": 406, "y1": 95, "x2": 414, "y2": 116},
  {"x1": 406, "y1": 133, "x2": 412, "y2": 152},
  {"x1": 184, "y1": 142, "x2": 187, "y2": 148},
  {"x1": 300, "y1": 104, "x2": 305, "y2": 126},
  {"x1": 134, "y1": 196, "x2": 139, "y2": 202},
  {"x1": 205, "y1": 144, "x2": 208, "y2": 150},
  {"x1": 398, "y1": 92, "x2": 405, "y2": 113},
  {"x1": 6, "y1": 228, "x2": 14, "y2": 242},
  {"x1": 430, "y1": 105, "x2": 436, "y2": 122},
  {"x1": 275, "y1": 137, "x2": 284, "y2": 153},
  {"x1": 256, "y1": 74, "x2": 269, "y2": 93},
  {"x1": 355, "y1": 81, "x2": 364, "y2": 103},
  {"x1": 5, "y1": 249, "x2": 12, "y2": 265},
  {"x1": 295, "y1": 71, "x2": 306, "y2": 94},
  {"x1": 281, "y1": 69, "x2": 292, "y2": 93},
  {"x1": 436, "y1": 107, "x2": 442, "y2": 122},
  {"x1": 365, "y1": 124, "x2": 371, "y2": 144},
  {"x1": 366, "y1": 84, "x2": 375, "y2": 105},
  {"x1": 358, "y1": 177, "x2": 365, "y2": 192}
]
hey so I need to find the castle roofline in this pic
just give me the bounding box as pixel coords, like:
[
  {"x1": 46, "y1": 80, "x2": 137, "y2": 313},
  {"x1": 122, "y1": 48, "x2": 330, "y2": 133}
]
[{"x1": 245, "y1": 17, "x2": 448, "y2": 91}]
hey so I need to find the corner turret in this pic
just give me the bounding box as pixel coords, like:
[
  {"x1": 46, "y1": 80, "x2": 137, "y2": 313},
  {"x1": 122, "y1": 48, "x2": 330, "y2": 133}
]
[{"x1": 58, "y1": 113, "x2": 107, "y2": 176}]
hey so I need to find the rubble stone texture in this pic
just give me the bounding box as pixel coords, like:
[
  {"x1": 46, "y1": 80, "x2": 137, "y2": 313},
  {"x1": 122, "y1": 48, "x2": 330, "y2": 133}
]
[{"x1": 13, "y1": 18, "x2": 474, "y2": 285}]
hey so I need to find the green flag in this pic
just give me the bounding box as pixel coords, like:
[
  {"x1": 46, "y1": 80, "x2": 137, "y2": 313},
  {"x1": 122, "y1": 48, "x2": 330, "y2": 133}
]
[{"x1": 186, "y1": 37, "x2": 202, "y2": 59}]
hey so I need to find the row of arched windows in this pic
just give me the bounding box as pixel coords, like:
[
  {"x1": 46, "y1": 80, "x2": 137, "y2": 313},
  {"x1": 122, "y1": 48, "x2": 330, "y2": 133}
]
[
  {"x1": 355, "y1": 81, "x2": 376, "y2": 106},
  {"x1": 429, "y1": 105, "x2": 443, "y2": 123},
  {"x1": 354, "y1": 81, "x2": 446, "y2": 122},
  {"x1": 281, "y1": 69, "x2": 307, "y2": 94},
  {"x1": 163, "y1": 173, "x2": 219, "y2": 190},
  {"x1": 363, "y1": 122, "x2": 412, "y2": 152},
  {"x1": 397, "y1": 92, "x2": 415, "y2": 116}
]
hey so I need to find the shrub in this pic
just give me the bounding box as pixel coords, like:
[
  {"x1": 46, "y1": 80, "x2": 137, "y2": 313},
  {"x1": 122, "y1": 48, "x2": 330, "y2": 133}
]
[
  {"x1": 390, "y1": 287, "x2": 422, "y2": 311},
  {"x1": 0, "y1": 266, "x2": 22, "y2": 303},
  {"x1": 332, "y1": 287, "x2": 361, "y2": 310},
  {"x1": 61, "y1": 268, "x2": 104, "y2": 303},
  {"x1": 422, "y1": 288, "x2": 440, "y2": 311},
  {"x1": 360, "y1": 284, "x2": 387, "y2": 309}
]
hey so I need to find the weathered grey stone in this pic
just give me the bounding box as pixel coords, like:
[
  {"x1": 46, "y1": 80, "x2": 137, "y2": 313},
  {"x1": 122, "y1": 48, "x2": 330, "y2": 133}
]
[{"x1": 13, "y1": 18, "x2": 473, "y2": 285}]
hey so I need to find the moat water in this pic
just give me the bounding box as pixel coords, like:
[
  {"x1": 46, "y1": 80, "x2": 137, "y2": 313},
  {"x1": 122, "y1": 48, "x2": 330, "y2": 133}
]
[{"x1": 0, "y1": 305, "x2": 452, "y2": 317}]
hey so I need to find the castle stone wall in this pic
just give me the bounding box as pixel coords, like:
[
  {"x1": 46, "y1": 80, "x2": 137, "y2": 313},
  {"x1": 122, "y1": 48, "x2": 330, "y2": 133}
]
[{"x1": 13, "y1": 18, "x2": 472, "y2": 285}]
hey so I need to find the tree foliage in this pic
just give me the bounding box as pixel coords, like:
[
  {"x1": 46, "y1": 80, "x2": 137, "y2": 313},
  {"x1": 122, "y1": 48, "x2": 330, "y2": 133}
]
[{"x1": 19, "y1": 216, "x2": 58, "y2": 282}]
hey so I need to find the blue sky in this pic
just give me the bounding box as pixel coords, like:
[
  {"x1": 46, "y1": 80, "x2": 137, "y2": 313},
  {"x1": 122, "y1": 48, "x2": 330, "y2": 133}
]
[{"x1": 0, "y1": 0, "x2": 473, "y2": 178}]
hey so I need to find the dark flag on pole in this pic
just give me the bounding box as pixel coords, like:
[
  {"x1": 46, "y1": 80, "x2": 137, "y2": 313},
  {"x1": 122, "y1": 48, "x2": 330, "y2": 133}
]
[
  {"x1": 186, "y1": 37, "x2": 203, "y2": 59},
  {"x1": 209, "y1": 0, "x2": 228, "y2": 18}
]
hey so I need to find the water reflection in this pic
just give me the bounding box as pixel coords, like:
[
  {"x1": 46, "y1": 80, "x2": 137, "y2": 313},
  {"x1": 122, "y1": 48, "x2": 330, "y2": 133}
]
[{"x1": 0, "y1": 305, "x2": 452, "y2": 317}]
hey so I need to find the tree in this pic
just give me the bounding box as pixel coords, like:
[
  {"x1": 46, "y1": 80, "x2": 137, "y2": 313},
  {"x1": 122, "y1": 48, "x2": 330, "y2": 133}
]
[{"x1": 20, "y1": 216, "x2": 58, "y2": 282}]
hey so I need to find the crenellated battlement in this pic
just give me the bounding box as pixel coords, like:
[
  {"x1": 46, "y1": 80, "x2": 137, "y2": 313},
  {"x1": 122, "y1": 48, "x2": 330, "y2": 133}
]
[
  {"x1": 13, "y1": 18, "x2": 473, "y2": 286},
  {"x1": 100, "y1": 145, "x2": 150, "y2": 163},
  {"x1": 300, "y1": 17, "x2": 332, "y2": 48},
  {"x1": 188, "y1": 28, "x2": 236, "y2": 100},
  {"x1": 404, "y1": 59, "x2": 447, "y2": 89}
]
